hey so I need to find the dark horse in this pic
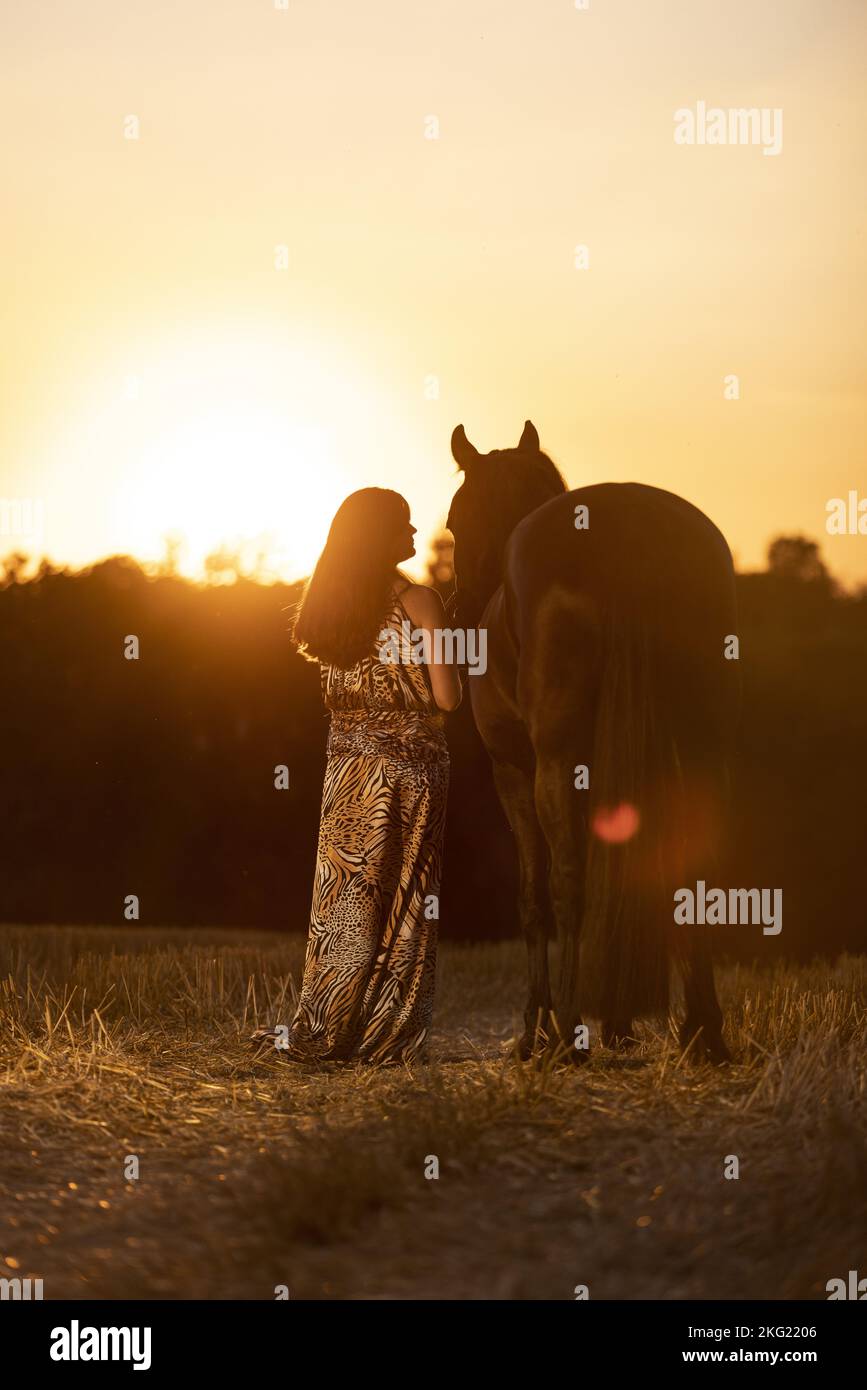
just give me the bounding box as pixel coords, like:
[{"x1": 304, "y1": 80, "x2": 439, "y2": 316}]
[{"x1": 447, "y1": 421, "x2": 739, "y2": 1063}]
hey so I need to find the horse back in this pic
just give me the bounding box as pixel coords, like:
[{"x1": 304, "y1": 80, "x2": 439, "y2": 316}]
[{"x1": 502, "y1": 483, "x2": 739, "y2": 753}]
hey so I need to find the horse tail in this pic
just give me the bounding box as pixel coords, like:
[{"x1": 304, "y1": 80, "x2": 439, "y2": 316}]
[{"x1": 576, "y1": 603, "x2": 682, "y2": 1022}]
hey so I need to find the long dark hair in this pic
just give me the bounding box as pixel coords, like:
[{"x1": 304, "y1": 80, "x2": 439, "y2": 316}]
[{"x1": 291, "y1": 488, "x2": 410, "y2": 668}]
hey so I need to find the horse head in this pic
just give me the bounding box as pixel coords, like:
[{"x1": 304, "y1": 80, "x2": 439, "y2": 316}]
[{"x1": 446, "y1": 420, "x2": 566, "y2": 626}]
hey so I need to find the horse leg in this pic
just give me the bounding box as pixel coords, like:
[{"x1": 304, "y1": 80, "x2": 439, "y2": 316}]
[
  {"x1": 680, "y1": 932, "x2": 730, "y2": 1063},
  {"x1": 492, "y1": 760, "x2": 552, "y2": 1058},
  {"x1": 534, "y1": 755, "x2": 588, "y2": 1065},
  {"x1": 677, "y1": 763, "x2": 731, "y2": 1065}
]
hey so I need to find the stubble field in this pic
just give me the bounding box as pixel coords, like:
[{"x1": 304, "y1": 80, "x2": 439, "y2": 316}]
[{"x1": 1, "y1": 926, "x2": 865, "y2": 1300}]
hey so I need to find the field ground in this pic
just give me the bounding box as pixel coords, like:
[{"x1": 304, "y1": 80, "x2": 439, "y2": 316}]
[{"x1": 1, "y1": 926, "x2": 865, "y2": 1300}]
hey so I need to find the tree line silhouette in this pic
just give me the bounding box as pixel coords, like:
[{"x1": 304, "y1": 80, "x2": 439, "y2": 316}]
[{"x1": 2, "y1": 533, "x2": 864, "y2": 960}]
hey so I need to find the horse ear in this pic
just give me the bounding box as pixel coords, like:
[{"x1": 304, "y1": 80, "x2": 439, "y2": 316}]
[
  {"x1": 518, "y1": 420, "x2": 540, "y2": 453},
  {"x1": 451, "y1": 424, "x2": 480, "y2": 471}
]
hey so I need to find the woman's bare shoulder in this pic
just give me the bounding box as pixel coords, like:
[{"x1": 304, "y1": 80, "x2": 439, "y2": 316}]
[{"x1": 396, "y1": 582, "x2": 445, "y2": 624}]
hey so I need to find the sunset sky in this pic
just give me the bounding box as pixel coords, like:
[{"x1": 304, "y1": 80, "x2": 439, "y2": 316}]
[{"x1": 3, "y1": 0, "x2": 866, "y2": 585}]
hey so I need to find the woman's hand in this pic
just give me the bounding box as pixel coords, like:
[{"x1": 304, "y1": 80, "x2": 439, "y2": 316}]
[{"x1": 398, "y1": 584, "x2": 464, "y2": 711}]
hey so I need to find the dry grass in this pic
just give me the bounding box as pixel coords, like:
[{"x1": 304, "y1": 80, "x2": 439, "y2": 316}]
[{"x1": 1, "y1": 925, "x2": 865, "y2": 1300}]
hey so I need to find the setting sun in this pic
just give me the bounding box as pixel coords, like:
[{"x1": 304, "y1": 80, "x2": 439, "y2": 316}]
[{"x1": 36, "y1": 326, "x2": 440, "y2": 581}]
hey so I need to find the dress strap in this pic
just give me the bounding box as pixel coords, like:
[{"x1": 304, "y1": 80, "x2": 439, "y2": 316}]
[{"x1": 389, "y1": 582, "x2": 413, "y2": 624}]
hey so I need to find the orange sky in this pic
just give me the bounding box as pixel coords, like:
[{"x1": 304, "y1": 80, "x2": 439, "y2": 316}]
[{"x1": 2, "y1": 0, "x2": 866, "y2": 585}]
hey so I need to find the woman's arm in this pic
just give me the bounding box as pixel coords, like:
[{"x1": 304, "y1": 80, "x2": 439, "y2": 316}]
[{"x1": 399, "y1": 584, "x2": 463, "y2": 712}]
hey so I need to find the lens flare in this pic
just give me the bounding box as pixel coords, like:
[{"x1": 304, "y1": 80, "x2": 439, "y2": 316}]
[{"x1": 591, "y1": 802, "x2": 640, "y2": 843}]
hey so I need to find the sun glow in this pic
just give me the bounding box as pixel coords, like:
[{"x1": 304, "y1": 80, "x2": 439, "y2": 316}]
[
  {"x1": 113, "y1": 409, "x2": 348, "y2": 581},
  {"x1": 41, "y1": 326, "x2": 427, "y2": 582}
]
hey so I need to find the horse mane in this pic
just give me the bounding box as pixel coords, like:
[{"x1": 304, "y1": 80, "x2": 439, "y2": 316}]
[
  {"x1": 522, "y1": 449, "x2": 568, "y2": 499},
  {"x1": 448, "y1": 447, "x2": 568, "y2": 543},
  {"x1": 489, "y1": 446, "x2": 568, "y2": 518}
]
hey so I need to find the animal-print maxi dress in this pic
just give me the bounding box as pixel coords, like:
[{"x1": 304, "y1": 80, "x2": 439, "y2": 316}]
[{"x1": 283, "y1": 591, "x2": 449, "y2": 1065}]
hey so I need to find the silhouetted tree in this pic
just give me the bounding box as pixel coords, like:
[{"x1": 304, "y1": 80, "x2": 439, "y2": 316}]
[
  {"x1": 0, "y1": 550, "x2": 31, "y2": 587},
  {"x1": 1, "y1": 533, "x2": 865, "y2": 957},
  {"x1": 767, "y1": 535, "x2": 831, "y2": 587},
  {"x1": 158, "y1": 532, "x2": 185, "y2": 577}
]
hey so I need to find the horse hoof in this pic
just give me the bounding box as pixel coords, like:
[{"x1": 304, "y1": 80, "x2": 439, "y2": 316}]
[
  {"x1": 515, "y1": 1032, "x2": 535, "y2": 1061},
  {"x1": 705, "y1": 1037, "x2": 732, "y2": 1066},
  {"x1": 602, "y1": 1020, "x2": 639, "y2": 1050},
  {"x1": 548, "y1": 1035, "x2": 591, "y2": 1068},
  {"x1": 515, "y1": 1032, "x2": 550, "y2": 1062},
  {"x1": 680, "y1": 1024, "x2": 731, "y2": 1066},
  {"x1": 562, "y1": 1044, "x2": 591, "y2": 1068}
]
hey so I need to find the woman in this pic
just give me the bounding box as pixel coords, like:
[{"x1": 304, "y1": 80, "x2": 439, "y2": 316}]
[{"x1": 253, "y1": 488, "x2": 461, "y2": 1066}]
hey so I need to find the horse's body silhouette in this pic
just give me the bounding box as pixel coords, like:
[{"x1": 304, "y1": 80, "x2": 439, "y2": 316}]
[{"x1": 447, "y1": 421, "x2": 739, "y2": 1062}]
